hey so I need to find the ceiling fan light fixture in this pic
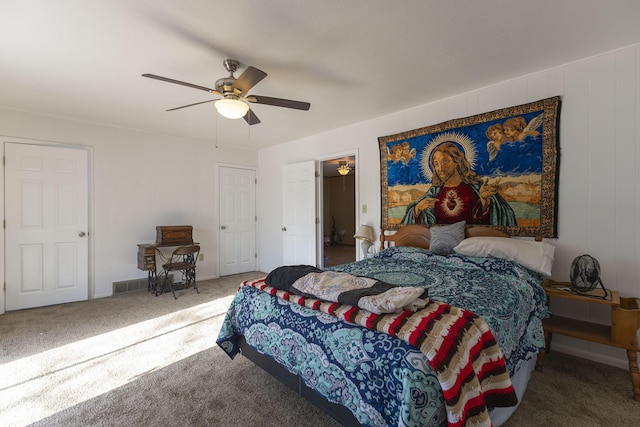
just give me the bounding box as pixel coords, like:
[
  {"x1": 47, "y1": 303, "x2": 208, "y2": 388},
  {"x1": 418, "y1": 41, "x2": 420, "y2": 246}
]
[{"x1": 215, "y1": 98, "x2": 249, "y2": 119}]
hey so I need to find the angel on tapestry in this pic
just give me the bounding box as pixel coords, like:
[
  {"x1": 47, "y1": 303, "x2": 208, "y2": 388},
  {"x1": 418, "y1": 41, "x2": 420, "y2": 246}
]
[
  {"x1": 486, "y1": 114, "x2": 542, "y2": 161},
  {"x1": 387, "y1": 141, "x2": 416, "y2": 165}
]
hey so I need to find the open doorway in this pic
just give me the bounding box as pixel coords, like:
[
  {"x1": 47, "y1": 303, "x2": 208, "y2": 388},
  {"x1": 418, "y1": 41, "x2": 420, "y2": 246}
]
[{"x1": 321, "y1": 155, "x2": 356, "y2": 267}]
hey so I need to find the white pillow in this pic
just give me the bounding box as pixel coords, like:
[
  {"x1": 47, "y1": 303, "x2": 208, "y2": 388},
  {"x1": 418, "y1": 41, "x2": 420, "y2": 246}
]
[{"x1": 453, "y1": 236, "x2": 555, "y2": 276}]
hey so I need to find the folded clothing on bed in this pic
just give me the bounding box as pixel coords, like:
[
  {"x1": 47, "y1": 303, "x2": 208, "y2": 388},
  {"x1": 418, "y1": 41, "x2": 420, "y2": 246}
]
[
  {"x1": 264, "y1": 264, "x2": 322, "y2": 291},
  {"x1": 265, "y1": 265, "x2": 427, "y2": 314}
]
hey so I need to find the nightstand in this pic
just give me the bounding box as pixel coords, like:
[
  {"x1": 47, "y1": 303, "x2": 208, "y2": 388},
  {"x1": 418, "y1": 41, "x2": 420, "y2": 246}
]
[{"x1": 536, "y1": 279, "x2": 640, "y2": 401}]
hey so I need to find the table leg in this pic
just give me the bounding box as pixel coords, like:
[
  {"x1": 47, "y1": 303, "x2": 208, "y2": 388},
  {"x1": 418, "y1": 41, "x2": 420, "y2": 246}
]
[
  {"x1": 147, "y1": 270, "x2": 157, "y2": 293},
  {"x1": 535, "y1": 330, "x2": 552, "y2": 372},
  {"x1": 535, "y1": 350, "x2": 546, "y2": 371},
  {"x1": 627, "y1": 350, "x2": 640, "y2": 401}
]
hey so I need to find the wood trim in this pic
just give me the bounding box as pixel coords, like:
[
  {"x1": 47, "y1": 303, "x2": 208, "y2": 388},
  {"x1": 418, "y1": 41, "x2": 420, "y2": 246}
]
[{"x1": 379, "y1": 224, "x2": 510, "y2": 250}]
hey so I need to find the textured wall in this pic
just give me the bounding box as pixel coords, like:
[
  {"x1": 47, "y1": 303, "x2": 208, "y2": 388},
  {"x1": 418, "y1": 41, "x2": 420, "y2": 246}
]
[{"x1": 258, "y1": 43, "x2": 640, "y2": 369}]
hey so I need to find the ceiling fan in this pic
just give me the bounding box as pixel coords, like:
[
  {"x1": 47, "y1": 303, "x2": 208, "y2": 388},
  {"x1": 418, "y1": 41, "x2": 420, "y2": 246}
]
[{"x1": 142, "y1": 59, "x2": 311, "y2": 125}]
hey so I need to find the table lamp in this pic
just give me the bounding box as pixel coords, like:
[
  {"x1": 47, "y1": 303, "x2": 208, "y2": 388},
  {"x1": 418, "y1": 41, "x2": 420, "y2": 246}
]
[{"x1": 353, "y1": 225, "x2": 375, "y2": 257}]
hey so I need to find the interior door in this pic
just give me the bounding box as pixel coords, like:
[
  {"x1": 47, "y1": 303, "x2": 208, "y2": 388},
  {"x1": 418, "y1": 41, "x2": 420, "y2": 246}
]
[
  {"x1": 219, "y1": 166, "x2": 257, "y2": 276},
  {"x1": 282, "y1": 161, "x2": 317, "y2": 266},
  {"x1": 5, "y1": 142, "x2": 89, "y2": 311}
]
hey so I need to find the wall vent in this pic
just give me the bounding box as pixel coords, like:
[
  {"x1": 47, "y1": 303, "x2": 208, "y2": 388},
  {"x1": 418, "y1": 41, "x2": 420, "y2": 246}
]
[
  {"x1": 113, "y1": 274, "x2": 176, "y2": 294},
  {"x1": 112, "y1": 277, "x2": 148, "y2": 294}
]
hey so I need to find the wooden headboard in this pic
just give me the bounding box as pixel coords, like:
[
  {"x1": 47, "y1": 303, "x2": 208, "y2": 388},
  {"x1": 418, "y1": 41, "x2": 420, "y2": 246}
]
[{"x1": 379, "y1": 224, "x2": 510, "y2": 250}]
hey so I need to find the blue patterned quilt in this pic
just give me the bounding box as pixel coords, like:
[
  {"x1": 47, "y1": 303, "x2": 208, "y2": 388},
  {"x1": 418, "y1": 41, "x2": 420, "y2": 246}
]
[{"x1": 217, "y1": 246, "x2": 550, "y2": 427}]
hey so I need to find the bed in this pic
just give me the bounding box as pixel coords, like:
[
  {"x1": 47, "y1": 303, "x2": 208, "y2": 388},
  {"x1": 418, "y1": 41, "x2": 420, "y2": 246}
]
[{"x1": 217, "y1": 224, "x2": 553, "y2": 426}]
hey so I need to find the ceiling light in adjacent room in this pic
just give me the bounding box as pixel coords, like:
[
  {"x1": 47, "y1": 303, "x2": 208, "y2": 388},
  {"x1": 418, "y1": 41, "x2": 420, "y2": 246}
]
[{"x1": 337, "y1": 161, "x2": 351, "y2": 176}]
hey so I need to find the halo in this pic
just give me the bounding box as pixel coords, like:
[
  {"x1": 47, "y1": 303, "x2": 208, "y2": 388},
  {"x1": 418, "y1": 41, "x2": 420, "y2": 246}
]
[{"x1": 420, "y1": 131, "x2": 477, "y2": 181}]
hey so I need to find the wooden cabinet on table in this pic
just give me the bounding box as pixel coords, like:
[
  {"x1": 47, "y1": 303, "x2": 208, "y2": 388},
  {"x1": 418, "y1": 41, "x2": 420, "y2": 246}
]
[{"x1": 536, "y1": 279, "x2": 640, "y2": 401}]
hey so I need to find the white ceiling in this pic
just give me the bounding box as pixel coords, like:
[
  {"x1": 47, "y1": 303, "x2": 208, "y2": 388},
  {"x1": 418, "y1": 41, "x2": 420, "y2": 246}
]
[{"x1": 2, "y1": 0, "x2": 640, "y2": 150}]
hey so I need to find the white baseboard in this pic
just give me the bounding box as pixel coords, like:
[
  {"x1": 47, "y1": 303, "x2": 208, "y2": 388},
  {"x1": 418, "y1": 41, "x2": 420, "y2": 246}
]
[
  {"x1": 551, "y1": 343, "x2": 630, "y2": 371},
  {"x1": 196, "y1": 274, "x2": 218, "y2": 281}
]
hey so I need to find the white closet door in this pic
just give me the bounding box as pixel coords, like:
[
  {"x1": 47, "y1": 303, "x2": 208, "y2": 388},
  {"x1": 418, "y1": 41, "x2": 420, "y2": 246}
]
[
  {"x1": 282, "y1": 161, "x2": 317, "y2": 266},
  {"x1": 219, "y1": 166, "x2": 257, "y2": 276},
  {"x1": 5, "y1": 142, "x2": 89, "y2": 310}
]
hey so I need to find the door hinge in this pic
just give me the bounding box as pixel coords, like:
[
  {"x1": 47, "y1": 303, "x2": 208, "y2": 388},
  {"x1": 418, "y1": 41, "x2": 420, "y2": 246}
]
[
  {"x1": 255, "y1": 178, "x2": 257, "y2": 184},
  {"x1": 316, "y1": 217, "x2": 320, "y2": 224},
  {"x1": 315, "y1": 171, "x2": 320, "y2": 178},
  {"x1": 255, "y1": 215, "x2": 257, "y2": 222},
  {"x1": 255, "y1": 253, "x2": 257, "y2": 259}
]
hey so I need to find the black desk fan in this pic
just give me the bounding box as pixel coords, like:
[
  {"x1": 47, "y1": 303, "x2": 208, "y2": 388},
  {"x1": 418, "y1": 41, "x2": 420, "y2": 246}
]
[{"x1": 570, "y1": 254, "x2": 609, "y2": 299}]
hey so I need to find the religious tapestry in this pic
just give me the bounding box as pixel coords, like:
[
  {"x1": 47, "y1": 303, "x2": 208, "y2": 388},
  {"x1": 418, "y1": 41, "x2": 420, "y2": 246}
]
[{"x1": 378, "y1": 96, "x2": 560, "y2": 237}]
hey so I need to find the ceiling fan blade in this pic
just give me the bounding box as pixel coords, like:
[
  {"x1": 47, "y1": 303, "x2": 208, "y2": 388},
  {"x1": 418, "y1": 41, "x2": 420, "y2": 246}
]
[
  {"x1": 166, "y1": 99, "x2": 214, "y2": 111},
  {"x1": 250, "y1": 95, "x2": 310, "y2": 111},
  {"x1": 244, "y1": 108, "x2": 261, "y2": 125},
  {"x1": 233, "y1": 66, "x2": 267, "y2": 94},
  {"x1": 142, "y1": 73, "x2": 219, "y2": 94}
]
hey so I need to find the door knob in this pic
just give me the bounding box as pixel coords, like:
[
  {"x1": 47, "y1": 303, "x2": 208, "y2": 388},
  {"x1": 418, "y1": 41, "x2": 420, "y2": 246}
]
[
  {"x1": 78, "y1": 231, "x2": 86, "y2": 237},
  {"x1": 282, "y1": 227, "x2": 287, "y2": 231},
  {"x1": 220, "y1": 225, "x2": 226, "y2": 230}
]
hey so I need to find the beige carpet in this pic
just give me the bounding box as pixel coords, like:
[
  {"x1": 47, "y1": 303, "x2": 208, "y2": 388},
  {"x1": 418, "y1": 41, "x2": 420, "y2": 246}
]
[{"x1": 1, "y1": 272, "x2": 638, "y2": 426}]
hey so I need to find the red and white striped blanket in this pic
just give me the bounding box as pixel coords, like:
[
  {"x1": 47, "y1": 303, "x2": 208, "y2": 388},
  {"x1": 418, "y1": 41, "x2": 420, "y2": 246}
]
[{"x1": 242, "y1": 278, "x2": 517, "y2": 427}]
